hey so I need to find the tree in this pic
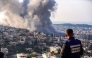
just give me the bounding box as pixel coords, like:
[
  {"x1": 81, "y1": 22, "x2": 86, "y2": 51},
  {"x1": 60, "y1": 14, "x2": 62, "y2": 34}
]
[
  {"x1": 58, "y1": 49, "x2": 61, "y2": 54},
  {"x1": 30, "y1": 54, "x2": 37, "y2": 58},
  {"x1": 88, "y1": 44, "x2": 92, "y2": 50}
]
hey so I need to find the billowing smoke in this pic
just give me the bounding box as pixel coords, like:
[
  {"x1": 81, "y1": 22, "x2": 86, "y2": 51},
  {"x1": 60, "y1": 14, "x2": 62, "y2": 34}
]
[{"x1": 0, "y1": 0, "x2": 58, "y2": 34}]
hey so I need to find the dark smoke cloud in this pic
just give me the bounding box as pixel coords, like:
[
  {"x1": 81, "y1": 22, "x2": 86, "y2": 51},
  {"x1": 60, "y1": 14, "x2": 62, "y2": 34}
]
[
  {"x1": 0, "y1": 0, "x2": 58, "y2": 34},
  {"x1": 21, "y1": 0, "x2": 30, "y2": 17}
]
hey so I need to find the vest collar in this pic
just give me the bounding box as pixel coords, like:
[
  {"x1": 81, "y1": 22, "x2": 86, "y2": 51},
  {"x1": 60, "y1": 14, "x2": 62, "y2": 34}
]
[{"x1": 69, "y1": 37, "x2": 75, "y2": 40}]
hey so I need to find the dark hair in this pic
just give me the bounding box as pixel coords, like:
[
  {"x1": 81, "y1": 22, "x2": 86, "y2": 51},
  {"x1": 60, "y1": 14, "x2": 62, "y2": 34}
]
[{"x1": 66, "y1": 29, "x2": 73, "y2": 35}]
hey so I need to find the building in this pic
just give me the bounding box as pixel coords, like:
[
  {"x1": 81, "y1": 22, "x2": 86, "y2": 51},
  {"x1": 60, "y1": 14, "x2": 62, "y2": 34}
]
[
  {"x1": 84, "y1": 56, "x2": 90, "y2": 58},
  {"x1": 42, "y1": 53, "x2": 56, "y2": 58},
  {"x1": 17, "y1": 53, "x2": 28, "y2": 58},
  {"x1": 42, "y1": 53, "x2": 50, "y2": 58},
  {"x1": 50, "y1": 46, "x2": 60, "y2": 53},
  {"x1": 19, "y1": 37, "x2": 26, "y2": 44},
  {"x1": 1, "y1": 48, "x2": 8, "y2": 54}
]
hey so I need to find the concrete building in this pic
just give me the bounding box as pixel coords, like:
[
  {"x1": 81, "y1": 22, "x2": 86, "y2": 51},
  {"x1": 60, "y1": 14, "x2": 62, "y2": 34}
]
[
  {"x1": 42, "y1": 53, "x2": 56, "y2": 58},
  {"x1": 50, "y1": 46, "x2": 60, "y2": 53},
  {"x1": 1, "y1": 48, "x2": 8, "y2": 54},
  {"x1": 84, "y1": 56, "x2": 90, "y2": 58},
  {"x1": 42, "y1": 53, "x2": 50, "y2": 58},
  {"x1": 17, "y1": 53, "x2": 28, "y2": 58}
]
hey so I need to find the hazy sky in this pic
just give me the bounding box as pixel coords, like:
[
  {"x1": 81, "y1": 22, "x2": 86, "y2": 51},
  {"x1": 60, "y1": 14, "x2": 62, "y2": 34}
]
[{"x1": 51, "y1": 0, "x2": 92, "y2": 24}]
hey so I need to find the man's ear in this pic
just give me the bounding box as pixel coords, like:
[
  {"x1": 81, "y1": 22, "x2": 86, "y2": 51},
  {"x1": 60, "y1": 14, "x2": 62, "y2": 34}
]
[{"x1": 65, "y1": 34, "x2": 67, "y2": 37}]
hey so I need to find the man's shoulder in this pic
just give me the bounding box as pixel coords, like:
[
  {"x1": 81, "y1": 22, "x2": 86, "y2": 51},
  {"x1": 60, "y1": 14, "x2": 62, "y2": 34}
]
[
  {"x1": 75, "y1": 39, "x2": 81, "y2": 43},
  {"x1": 64, "y1": 39, "x2": 81, "y2": 44},
  {"x1": 63, "y1": 40, "x2": 70, "y2": 44}
]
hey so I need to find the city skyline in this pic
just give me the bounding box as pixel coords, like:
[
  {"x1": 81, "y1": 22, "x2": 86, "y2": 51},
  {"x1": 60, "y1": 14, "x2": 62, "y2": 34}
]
[{"x1": 52, "y1": 21, "x2": 92, "y2": 25}]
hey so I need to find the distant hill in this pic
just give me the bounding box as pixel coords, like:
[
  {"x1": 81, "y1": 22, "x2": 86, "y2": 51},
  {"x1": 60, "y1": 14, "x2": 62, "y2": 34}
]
[{"x1": 54, "y1": 23, "x2": 92, "y2": 27}]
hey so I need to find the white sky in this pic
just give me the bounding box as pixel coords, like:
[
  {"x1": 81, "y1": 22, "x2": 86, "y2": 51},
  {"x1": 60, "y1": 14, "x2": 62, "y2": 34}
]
[{"x1": 51, "y1": 0, "x2": 92, "y2": 24}]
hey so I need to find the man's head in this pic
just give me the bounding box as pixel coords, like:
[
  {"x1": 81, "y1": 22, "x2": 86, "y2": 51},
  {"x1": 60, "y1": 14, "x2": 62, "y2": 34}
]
[{"x1": 65, "y1": 29, "x2": 74, "y2": 39}]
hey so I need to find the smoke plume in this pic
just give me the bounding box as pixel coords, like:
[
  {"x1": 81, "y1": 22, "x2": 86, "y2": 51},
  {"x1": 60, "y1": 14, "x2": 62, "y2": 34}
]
[{"x1": 0, "y1": 0, "x2": 57, "y2": 34}]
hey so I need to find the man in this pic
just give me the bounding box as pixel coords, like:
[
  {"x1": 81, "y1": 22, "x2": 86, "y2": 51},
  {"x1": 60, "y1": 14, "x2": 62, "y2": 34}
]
[
  {"x1": 0, "y1": 52, "x2": 4, "y2": 58},
  {"x1": 60, "y1": 29, "x2": 83, "y2": 58}
]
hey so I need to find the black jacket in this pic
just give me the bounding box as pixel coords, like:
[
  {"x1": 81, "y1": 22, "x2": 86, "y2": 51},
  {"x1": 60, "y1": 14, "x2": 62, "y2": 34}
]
[
  {"x1": 60, "y1": 37, "x2": 83, "y2": 58},
  {"x1": 0, "y1": 52, "x2": 4, "y2": 58}
]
